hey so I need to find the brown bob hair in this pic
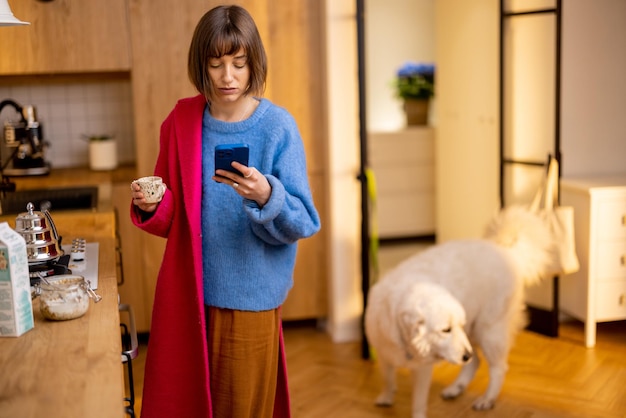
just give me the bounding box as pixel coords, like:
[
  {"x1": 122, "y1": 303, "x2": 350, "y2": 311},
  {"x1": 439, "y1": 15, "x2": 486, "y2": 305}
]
[{"x1": 188, "y1": 5, "x2": 267, "y2": 101}]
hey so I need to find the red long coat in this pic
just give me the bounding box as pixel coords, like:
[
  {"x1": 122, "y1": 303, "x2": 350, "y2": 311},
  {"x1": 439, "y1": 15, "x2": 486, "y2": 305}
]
[{"x1": 131, "y1": 94, "x2": 291, "y2": 417}]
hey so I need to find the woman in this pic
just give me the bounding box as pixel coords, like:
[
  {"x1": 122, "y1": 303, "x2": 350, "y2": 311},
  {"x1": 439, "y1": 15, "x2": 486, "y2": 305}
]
[{"x1": 130, "y1": 5, "x2": 320, "y2": 417}]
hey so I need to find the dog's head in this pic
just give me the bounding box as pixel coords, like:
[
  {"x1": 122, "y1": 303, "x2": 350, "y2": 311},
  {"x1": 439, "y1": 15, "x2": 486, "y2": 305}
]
[{"x1": 397, "y1": 287, "x2": 473, "y2": 365}]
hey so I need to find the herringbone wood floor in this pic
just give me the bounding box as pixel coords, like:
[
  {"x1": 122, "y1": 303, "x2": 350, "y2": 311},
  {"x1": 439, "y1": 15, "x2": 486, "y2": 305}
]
[
  {"x1": 130, "y1": 318, "x2": 626, "y2": 417},
  {"x1": 284, "y1": 320, "x2": 626, "y2": 418}
]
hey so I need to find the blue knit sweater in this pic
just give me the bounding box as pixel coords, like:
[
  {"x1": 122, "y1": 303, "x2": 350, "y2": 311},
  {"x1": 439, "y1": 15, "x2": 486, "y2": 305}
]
[{"x1": 201, "y1": 98, "x2": 320, "y2": 311}]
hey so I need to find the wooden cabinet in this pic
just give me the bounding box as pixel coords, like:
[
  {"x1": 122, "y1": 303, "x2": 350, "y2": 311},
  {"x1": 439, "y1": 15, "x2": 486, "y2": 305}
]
[
  {"x1": 560, "y1": 176, "x2": 626, "y2": 347},
  {"x1": 0, "y1": 0, "x2": 131, "y2": 75},
  {"x1": 368, "y1": 127, "x2": 436, "y2": 238}
]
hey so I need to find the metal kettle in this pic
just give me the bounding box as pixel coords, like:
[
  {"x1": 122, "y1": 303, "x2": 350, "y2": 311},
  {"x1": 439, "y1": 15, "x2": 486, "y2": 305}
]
[{"x1": 14, "y1": 202, "x2": 64, "y2": 264}]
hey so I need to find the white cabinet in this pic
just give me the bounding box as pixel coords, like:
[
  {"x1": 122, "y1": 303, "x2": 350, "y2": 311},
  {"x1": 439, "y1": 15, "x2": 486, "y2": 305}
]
[
  {"x1": 368, "y1": 127, "x2": 435, "y2": 238},
  {"x1": 560, "y1": 176, "x2": 626, "y2": 347}
]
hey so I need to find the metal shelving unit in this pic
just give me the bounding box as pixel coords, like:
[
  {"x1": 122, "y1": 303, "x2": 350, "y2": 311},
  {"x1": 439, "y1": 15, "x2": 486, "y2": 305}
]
[{"x1": 499, "y1": 0, "x2": 562, "y2": 337}]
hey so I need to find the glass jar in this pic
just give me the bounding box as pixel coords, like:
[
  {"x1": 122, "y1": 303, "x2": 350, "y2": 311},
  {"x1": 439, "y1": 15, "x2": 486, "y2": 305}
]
[{"x1": 35, "y1": 275, "x2": 101, "y2": 321}]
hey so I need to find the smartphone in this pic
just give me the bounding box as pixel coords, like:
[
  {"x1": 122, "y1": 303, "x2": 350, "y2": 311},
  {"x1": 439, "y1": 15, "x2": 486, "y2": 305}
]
[{"x1": 215, "y1": 143, "x2": 249, "y2": 177}]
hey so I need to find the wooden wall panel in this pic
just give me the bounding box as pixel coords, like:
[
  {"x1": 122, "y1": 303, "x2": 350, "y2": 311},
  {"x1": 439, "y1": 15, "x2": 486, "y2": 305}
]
[
  {"x1": 0, "y1": 0, "x2": 131, "y2": 75},
  {"x1": 264, "y1": 1, "x2": 327, "y2": 174},
  {"x1": 282, "y1": 173, "x2": 328, "y2": 319}
]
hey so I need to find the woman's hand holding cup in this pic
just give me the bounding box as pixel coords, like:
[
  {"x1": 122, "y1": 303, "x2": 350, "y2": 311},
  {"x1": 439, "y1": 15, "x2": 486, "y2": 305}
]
[{"x1": 131, "y1": 176, "x2": 166, "y2": 213}]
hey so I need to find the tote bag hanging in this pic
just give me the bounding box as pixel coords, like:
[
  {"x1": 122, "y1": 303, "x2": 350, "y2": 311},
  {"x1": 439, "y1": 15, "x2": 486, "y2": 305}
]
[{"x1": 530, "y1": 157, "x2": 580, "y2": 276}]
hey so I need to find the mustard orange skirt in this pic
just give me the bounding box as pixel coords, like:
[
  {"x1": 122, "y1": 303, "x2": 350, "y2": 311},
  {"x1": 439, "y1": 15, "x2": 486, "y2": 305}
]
[{"x1": 205, "y1": 306, "x2": 281, "y2": 418}]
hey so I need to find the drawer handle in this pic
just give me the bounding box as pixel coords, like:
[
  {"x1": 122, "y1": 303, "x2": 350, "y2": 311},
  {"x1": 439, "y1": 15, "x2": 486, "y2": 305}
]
[
  {"x1": 621, "y1": 295, "x2": 626, "y2": 306},
  {"x1": 622, "y1": 255, "x2": 626, "y2": 266}
]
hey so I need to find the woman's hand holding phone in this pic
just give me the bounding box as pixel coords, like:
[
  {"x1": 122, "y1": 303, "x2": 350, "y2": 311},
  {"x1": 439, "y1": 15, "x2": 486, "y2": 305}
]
[
  {"x1": 214, "y1": 144, "x2": 270, "y2": 206},
  {"x1": 213, "y1": 162, "x2": 271, "y2": 207}
]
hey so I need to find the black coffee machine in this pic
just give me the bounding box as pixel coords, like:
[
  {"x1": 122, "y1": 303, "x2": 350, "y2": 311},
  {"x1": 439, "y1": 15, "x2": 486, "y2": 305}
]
[{"x1": 0, "y1": 99, "x2": 51, "y2": 177}]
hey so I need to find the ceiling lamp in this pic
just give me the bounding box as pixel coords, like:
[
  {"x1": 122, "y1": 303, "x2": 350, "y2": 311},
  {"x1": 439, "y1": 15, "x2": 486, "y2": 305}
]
[{"x1": 0, "y1": 0, "x2": 29, "y2": 26}]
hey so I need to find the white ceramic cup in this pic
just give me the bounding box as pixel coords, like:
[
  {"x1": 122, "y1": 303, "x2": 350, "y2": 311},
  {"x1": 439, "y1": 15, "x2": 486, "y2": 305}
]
[{"x1": 131, "y1": 176, "x2": 166, "y2": 203}]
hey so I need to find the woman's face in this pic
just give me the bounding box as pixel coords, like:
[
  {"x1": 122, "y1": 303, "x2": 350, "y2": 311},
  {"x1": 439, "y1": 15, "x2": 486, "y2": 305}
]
[{"x1": 207, "y1": 48, "x2": 250, "y2": 104}]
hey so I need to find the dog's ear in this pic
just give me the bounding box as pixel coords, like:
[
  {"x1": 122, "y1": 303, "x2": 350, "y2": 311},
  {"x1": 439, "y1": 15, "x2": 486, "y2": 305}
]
[{"x1": 398, "y1": 310, "x2": 427, "y2": 359}]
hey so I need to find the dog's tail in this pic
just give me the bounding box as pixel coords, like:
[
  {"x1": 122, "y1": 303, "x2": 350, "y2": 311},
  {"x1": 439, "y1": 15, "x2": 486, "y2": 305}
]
[{"x1": 483, "y1": 205, "x2": 555, "y2": 287}]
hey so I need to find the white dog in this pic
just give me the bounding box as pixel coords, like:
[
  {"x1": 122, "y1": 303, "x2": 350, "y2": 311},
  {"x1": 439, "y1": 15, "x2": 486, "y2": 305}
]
[{"x1": 364, "y1": 206, "x2": 555, "y2": 418}]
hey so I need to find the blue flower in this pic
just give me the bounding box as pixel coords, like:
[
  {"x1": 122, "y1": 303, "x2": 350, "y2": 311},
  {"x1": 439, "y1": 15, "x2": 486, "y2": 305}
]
[
  {"x1": 397, "y1": 62, "x2": 435, "y2": 78},
  {"x1": 394, "y1": 61, "x2": 435, "y2": 100}
]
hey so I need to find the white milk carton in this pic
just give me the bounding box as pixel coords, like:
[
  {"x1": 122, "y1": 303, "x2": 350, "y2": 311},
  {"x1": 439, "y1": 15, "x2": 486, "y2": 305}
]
[{"x1": 0, "y1": 222, "x2": 34, "y2": 337}]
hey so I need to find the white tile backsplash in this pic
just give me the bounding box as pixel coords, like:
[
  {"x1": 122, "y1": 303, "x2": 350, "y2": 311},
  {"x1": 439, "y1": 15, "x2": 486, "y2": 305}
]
[{"x1": 0, "y1": 80, "x2": 135, "y2": 169}]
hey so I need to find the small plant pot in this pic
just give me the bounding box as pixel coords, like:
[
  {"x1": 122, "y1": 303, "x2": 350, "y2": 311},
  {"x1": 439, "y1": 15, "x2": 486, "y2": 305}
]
[
  {"x1": 88, "y1": 137, "x2": 118, "y2": 171},
  {"x1": 403, "y1": 99, "x2": 430, "y2": 126}
]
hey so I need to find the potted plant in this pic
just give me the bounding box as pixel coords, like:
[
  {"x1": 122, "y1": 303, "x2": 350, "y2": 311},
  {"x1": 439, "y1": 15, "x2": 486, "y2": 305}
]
[
  {"x1": 393, "y1": 62, "x2": 435, "y2": 125},
  {"x1": 84, "y1": 134, "x2": 118, "y2": 171}
]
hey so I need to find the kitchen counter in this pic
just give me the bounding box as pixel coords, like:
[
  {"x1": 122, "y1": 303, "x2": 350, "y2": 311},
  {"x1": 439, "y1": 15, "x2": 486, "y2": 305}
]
[{"x1": 0, "y1": 210, "x2": 125, "y2": 418}]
